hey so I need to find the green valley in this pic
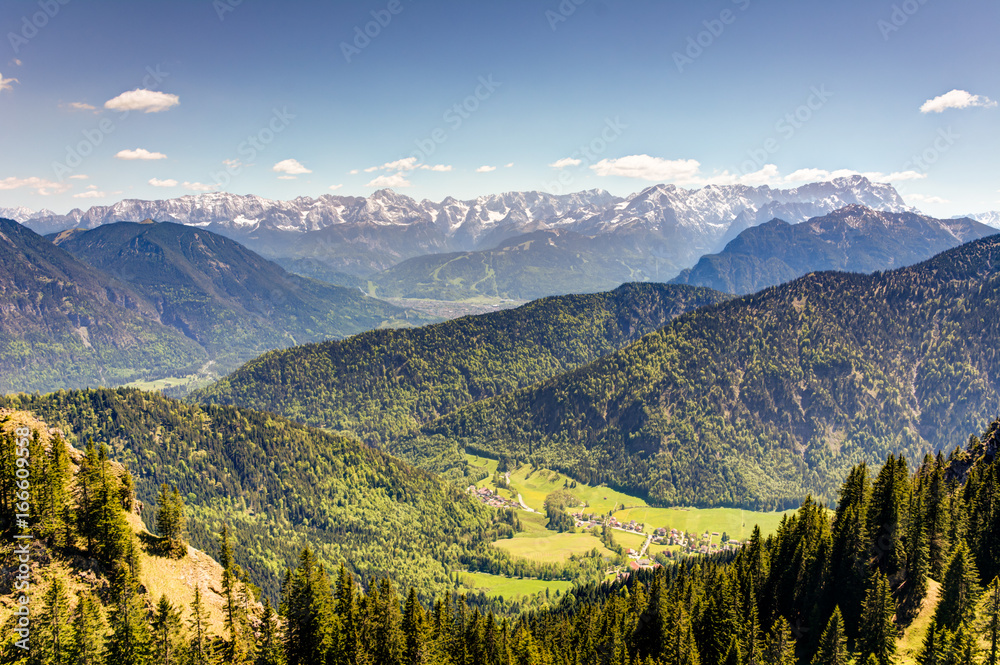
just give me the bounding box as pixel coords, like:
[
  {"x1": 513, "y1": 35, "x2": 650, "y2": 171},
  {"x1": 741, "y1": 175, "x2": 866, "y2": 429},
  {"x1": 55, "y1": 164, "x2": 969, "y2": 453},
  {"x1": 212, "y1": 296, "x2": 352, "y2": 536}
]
[{"x1": 395, "y1": 236, "x2": 1000, "y2": 509}]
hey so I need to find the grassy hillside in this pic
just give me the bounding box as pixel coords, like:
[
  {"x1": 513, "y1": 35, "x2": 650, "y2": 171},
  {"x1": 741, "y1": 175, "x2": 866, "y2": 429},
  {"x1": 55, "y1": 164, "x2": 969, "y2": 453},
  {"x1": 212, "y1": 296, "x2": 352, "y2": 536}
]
[
  {"x1": 394, "y1": 236, "x2": 1000, "y2": 509},
  {"x1": 195, "y1": 283, "x2": 729, "y2": 444}
]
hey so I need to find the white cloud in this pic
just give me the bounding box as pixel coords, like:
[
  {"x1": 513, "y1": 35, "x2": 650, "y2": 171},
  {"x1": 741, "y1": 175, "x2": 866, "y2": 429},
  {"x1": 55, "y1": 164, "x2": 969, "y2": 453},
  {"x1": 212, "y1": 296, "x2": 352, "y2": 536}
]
[
  {"x1": 590, "y1": 154, "x2": 701, "y2": 182},
  {"x1": 907, "y1": 193, "x2": 949, "y2": 205},
  {"x1": 12, "y1": 59, "x2": 21, "y2": 66},
  {"x1": 148, "y1": 178, "x2": 178, "y2": 187},
  {"x1": 381, "y1": 157, "x2": 420, "y2": 171},
  {"x1": 349, "y1": 169, "x2": 360, "y2": 175},
  {"x1": 183, "y1": 182, "x2": 216, "y2": 192},
  {"x1": 0, "y1": 72, "x2": 18, "y2": 94},
  {"x1": 476, "y1": 165, "x2": 497, "y2": 173},
  {"x1": 277, "y1": 175, "x2": 297, "y2": 180},
  {"x1": 505, "y1": 162, "x2": 514, "y2": 168},
  {"x1": 329, "y1": 184, "x2": 343, "y2": 191},
  {"x1": 920, "y1": 89, "x2": 996, "y2": 113},
  {"x1": 69, "y1": 174, "x2": 89, "y2": 180},
  {"x1": 272, "y1": 159, "x2": 311, "y2": 176},
  {"x1": 116, "y1": 148, "x2": 167, "y2": 161},
  {"x1": 419, "y1": 164, "x2": 453, "y2": 172},
  {"x1": 63, "y1": 101, "x2": 97, "y2": 112},
  {"x1": 104, "y1": 89, "x2": 179, "y2": 113},
  {"x1": 783, "y1": 167, "x2": 925, "y2": 183},
  {"x1": 0, "y1": 176, "x2": 71, "y2": 195},
  {"x1": 365, "y1": 172, "x2": 411, "y2": 188},
  {"x1": 363, "y1": 166, "x2": 379, "y2": 173},
  {"x1": 223, "y1": 158, "x2": 245, "y2": 169},
  {"x1": 73, "y1": 190, "x2": 106, "y2": 199},
  {"x1": 549, "y1": 157, "x2": 583, "y2": 169}
]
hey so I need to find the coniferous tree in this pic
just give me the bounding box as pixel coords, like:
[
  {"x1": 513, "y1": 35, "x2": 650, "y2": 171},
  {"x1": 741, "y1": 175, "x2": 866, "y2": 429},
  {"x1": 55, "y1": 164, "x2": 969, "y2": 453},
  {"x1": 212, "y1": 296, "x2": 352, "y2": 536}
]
[
  {"x1": 858, "y1": 572, "x2": 897, "y2": 665},
  {"x1": 257, "y1": 598, "x2": 285, "y2": 665},
  {"x1": 152, "y1": 594, "x2": 184, "y2": 665},
  {"x1": 105, "y1": 576, "x2": 153, "y2": 665},
  {"x1": 918, "y1": 621, "x2": 947, "y2": 665},
  {"x1": 811, "y1": 606, "x2": 850, "y2": 665},
  {"x1": 218, "y1": 526, "x2": 248, "y2": 664},
  {"x1": 188, "y1": 586, "x2": 214, "y2": 665},
  {"x1": 68, "y1": 591, "x2": 105, "y2": 665},
  {"x1": 980, "y1": 576, "x2": 1000, "y2": 665},
  {"x1": 155, "y1": 484, "x2": 186, "y2": 558},
  {"x1": 283, "y1": 547, "x2": 336, "y2": 665},
  {"x1": 402, "y1": 587, "x2": 426, "y2": 665},
  {"x1": 764, "y1": 616, "x2": 797, "y2": 665},
  {"x1": 30, "y1": 577, "x2": 72, "y2": 665},
  {"x1": 935, "y1": 542, "x2": 982, "y2": 632}
]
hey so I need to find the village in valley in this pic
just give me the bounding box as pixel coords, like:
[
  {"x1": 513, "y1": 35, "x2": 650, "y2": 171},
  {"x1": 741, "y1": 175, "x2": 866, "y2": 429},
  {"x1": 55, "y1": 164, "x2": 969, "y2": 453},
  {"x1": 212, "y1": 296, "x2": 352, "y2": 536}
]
[{"x1": 466, "y1": 480, "x2": 746, "y2": 575}]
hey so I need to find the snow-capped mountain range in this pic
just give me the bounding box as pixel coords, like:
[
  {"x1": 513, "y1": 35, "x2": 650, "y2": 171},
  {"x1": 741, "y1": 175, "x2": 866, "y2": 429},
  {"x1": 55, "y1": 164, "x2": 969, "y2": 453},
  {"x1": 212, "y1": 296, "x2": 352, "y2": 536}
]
[
  {"x1": 956, "y1": 211, "x2": 1000, "y2": 228},
  {"x1": 14, "y1": 176, "x2": 914, "y2": 276}
]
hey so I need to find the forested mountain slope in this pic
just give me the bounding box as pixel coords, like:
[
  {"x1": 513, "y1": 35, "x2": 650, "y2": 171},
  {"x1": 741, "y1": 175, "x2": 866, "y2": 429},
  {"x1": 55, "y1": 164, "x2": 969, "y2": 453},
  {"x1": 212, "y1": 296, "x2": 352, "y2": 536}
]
[
  {"x1": 51, "y1": 220, "x2": 425, "y2": 374},
  {"x1": 195, "y1": 283, "x2": 729, "y2": 444},
  {"x1": 1, "y1": 388, "x2": 512, "y2": 599},
  {"x1": 394, "y1": 236, "x2": 1000, "y2": 509},
  {"x1": 0, "y1": 218, "x2": 205, "y2": 393},
  {"x1": 671, "y1": 205, "x2": 996, "y2": 294}
]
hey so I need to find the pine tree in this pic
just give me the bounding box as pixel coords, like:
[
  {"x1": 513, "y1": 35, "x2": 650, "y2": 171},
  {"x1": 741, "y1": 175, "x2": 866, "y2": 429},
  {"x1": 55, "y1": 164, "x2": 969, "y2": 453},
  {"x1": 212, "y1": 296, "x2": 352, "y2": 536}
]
[
  {"x1": 188, "y1": 586, "x2": 214, "y2": 665},
  {"x1": 918, "y1": 621, "x2": 948, "y2": 665},
  {"x1": 935, "y1": 542, "x2": 982, "y2": 632},
  {"x1": 858, "y1": 572, "x2": 897, "y2": 665},
  {"x1": 372, "y1": 578, "x2": 404, "y2": 665},
  {"x1": 68, "y1": 591, "x2": 105, "y2": 665},
  {"x1": 283, "y1": 547, "x2": 336, "y2": 665},
  {"x1": 30, "y1": 577, "x2": 72, "y2": 665},
  {"x1": 105, "y1": 577, "x2": 153, "y2": 665},
  {"x1": 152, "y1": 594, "x2": 184, "y2": 665},
  {"x1": 811, "y1": 606, "x2": 850, "y2": 665},
  {"x1": 218, "y1": 526, "x2": 248, "y2": 664},
  {"x1": 721, "y1": 638, "x2": 740, "y2": 665},
  {"x1": 257, "y1": 598, "x2": 285, "y2": 665},
  {"x1": 155, "y1": 484, "x2": 186, "y2": 558},
  {"x1": 948, "y1": 622, "x2": 979, "y2": 665},
  {"x1": 402, "y1": 587, "x2": 426, "y2": 665},
  {"x1": 764, "y1": 616, "x2": 797, "y2": 665},
  {"x1": 978, "y1": 576, "x2": 1000, "y2": 665}
]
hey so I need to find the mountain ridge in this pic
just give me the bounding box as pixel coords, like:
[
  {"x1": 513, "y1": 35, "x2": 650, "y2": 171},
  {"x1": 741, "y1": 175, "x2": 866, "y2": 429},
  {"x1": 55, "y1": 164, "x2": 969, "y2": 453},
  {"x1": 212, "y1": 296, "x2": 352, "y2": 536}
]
[{"x1": 671, "y1": 205, "x2": 998, "y2": 294}]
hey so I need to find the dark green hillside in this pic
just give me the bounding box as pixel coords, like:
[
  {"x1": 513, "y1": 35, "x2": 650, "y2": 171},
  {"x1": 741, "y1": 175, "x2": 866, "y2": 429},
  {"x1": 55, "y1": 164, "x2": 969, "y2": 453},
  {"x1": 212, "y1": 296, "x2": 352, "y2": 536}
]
[
  {"x1": 0, "y1": 388, "x2": 508, "y2": 599},
  {"x1": 672, "y1": 206, "x2": 996, "y2": 294},
  {"x1": 0, "y1": 218, "x2": 205, "y2": 393},
  {"x1": 395, "y1": 236, "x2": 1000, "y2": 509},
  {"x1": 53, "y1": 220, "x2": 426, "y2": 373},
  {"x1": 195, "y1": 283, "x2": 730, "y2": 443},
  {"x1": 370, "y1": 230, "x2": 663, "y2": 301}
]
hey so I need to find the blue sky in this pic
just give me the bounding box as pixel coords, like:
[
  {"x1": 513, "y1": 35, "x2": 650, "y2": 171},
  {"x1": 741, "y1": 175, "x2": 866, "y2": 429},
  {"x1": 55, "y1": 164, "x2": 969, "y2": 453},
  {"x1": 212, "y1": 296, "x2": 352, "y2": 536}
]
[{"x1": 1, "y1": 0, "x2": 997, "y2": 215}]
